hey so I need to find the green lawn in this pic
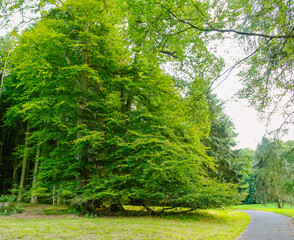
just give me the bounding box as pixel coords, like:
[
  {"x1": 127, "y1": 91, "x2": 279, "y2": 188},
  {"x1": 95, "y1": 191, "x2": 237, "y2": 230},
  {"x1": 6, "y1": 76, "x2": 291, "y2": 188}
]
[
  {"x1": 0, "y1": 209, "x2": 249, "y2": 239},
  {"x1": 232, "y1": 204, "x2": 294, "y2": 219}
]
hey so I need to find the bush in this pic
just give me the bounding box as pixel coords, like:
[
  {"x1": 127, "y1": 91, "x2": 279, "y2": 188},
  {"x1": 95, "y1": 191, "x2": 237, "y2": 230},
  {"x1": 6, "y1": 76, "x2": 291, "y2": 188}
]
[
  {"x1": 0, "y1": 194, "x2": 22, "y2": 215},
  {"x1": 0, "y1": 194, "x2": 16, "y2": 203}
]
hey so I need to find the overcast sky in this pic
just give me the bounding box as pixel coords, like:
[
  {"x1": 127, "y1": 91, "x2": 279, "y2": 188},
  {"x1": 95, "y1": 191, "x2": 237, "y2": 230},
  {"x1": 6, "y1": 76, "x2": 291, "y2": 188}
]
[{"x1": 212, "y1": 38, "x2": 293, "y2": 150}]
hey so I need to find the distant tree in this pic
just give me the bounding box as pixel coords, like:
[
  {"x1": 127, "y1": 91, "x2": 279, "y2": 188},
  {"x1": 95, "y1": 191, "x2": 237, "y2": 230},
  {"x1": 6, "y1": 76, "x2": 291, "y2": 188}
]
[
  {"x1": 280, "y1": 140, "x2": 294, "y2": 195},
  {"x1": 254, "y1": 138, "x2": 294, "y2": 208},
  {"x1": 204, "y1": 94, "x2": 253, "y2": 191}
]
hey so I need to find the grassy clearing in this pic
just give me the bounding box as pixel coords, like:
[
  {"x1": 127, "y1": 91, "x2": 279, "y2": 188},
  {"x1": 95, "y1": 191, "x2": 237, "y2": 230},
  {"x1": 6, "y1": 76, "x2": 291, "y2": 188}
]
[
  {"x1": 0, "y1": 208, "x2": 249, "y2": 240},
  {"x1": 232, "y1": 204, "x2": 294, "y2": 219}
]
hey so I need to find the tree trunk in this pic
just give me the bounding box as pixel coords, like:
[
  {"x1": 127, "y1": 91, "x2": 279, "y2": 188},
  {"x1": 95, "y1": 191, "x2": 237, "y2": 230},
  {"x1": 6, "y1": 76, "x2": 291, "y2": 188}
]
[
  {"x1": 12, "y1": 160, "x2": 18, "y2": 189},
  {"x1": 17, "y1": 122, "x2": 30, "y2": 203},
  {"x1": 53, "y1": 186, "x2": 56, "y2": 206},
  {"x1": 31, "y1": 138, "x2": 41, "y2": 204},
  {"x1": 0, "y1": 52, "x2": 9, "y2": 109},
  {"x1": 0, "y1": 130, "x2": 6, "y2": 166},
  {"x1": 76, "y1": 23, "x2": 90, "y2": 189},
  {"x1": 57, "y1": 194, "x2": 60, "y2": 206},
  {"x1": 12, "y1": 132, "x2": 20, "y2": 191}
]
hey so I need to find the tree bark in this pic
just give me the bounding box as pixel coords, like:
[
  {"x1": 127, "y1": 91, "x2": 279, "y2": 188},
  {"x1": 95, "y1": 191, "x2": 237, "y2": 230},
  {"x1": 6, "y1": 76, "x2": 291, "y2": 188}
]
[
  {"x1": 0, "y1": 52, "x2": 9, "y2": 109},
  {"x1": 57, "y1": 194, "x2": 60, "y2": 206},
  {"x1": 17, "y1": 122, "x2": 30, "y2": 203},
  {"x1": 53, "y1": 185, "x2": 56, "y2": 206},
  {"x1": 0, "y1": 130, "x2": 6, "y2": 166},
  {"x1": 12, "y1": 160, "x2": 18, "y2": 189},
  {"x1": 31, "y1": 137, "x2": 41, "y2": 204},
  {"x1": 76, "y1": 23, "x2": 90, "y2": 189}
]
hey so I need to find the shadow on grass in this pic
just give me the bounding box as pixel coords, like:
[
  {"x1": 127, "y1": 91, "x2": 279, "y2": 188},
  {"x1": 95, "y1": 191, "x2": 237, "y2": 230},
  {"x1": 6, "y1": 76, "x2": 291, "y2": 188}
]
[
  {"x1": 21, "y1": 204, "x2": 230, "y2": 223},
  {"x1": 86, "y1": 208, "x2": 228, "y2": 223}
]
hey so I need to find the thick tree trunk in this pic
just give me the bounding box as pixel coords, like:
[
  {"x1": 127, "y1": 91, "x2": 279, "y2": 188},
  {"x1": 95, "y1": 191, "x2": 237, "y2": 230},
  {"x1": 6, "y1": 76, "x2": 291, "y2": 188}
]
[
  {"x1": 31, "y1": 138, "x2": 41, "y2": 204},
  {"x1": 17, "y1": 122, "x2": 30, "y2": 203}
]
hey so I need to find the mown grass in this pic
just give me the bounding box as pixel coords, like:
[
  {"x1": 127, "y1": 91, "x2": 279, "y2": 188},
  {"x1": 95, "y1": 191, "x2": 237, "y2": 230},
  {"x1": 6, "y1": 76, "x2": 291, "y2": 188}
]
[
  {"x1": 232, "y1": 203, "x2": 294, "y2": 219},
  {"x1": 0, "y1": 208, "x2": 249, "y2": 240}
]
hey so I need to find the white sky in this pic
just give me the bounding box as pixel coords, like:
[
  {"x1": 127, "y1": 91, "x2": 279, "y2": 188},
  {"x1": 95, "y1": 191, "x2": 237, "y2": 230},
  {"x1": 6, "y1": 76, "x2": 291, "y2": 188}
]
[{"x1": 212, "y1": 38, "x2": 293, "y2": 150}]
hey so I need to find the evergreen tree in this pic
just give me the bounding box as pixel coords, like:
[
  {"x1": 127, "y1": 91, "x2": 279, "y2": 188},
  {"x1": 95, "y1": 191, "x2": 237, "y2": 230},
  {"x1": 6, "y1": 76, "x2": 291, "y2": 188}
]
[{"x1": 254, "y1": 138, "x2": 294, "y2": 208}]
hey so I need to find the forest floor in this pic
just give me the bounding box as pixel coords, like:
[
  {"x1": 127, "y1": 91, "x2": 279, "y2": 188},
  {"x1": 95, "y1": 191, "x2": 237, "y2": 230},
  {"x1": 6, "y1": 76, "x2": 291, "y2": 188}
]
[
  {"x1": 0, "y1": 205, "x2": 249, "y2": 239},
  {"x1": 8, "y1": 204, "x2": 76, "y2": 219}
]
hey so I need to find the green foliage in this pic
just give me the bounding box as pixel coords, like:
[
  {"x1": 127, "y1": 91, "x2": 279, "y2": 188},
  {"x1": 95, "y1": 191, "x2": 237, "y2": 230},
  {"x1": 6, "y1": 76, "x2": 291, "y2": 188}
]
[
  {"x1": 204, "y1": 93, "x2": 253, "y2": 198},
  {"x1": 0, "y1": 202, "x2": 22, "y2": 215},
  {"x1": 0, "y1": 195, "x2": 22, "y2": 215},
  {"x1": 253, "y1": 138, "x2": 294, "y2": 207},
  {"x1": 235, "y1": 0, "x2": 294, "y2": 132},
  {"x1": 0, "y1": 194, "x2": 16, "y2": 203},
  {"x1": 0, "y1": 0, "x2": 263, "y2": 212}
]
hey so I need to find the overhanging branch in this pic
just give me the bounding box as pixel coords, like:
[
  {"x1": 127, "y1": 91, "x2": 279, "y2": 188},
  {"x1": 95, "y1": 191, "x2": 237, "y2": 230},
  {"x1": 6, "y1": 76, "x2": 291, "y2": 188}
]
[{"x1": 161, "y1": 4, "x2": 294, "y2": 39}]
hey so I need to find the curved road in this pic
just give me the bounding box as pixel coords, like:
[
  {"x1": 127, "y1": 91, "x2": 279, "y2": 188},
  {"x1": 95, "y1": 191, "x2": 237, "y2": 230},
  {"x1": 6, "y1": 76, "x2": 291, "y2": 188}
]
[{"x1": 236, "y1": 210, "x2": 294, "y2": 240}]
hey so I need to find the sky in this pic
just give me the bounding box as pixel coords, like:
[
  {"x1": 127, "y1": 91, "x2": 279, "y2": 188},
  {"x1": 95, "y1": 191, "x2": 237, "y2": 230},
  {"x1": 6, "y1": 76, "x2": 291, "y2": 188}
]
[
  {"x1": 212, "y1": 38, "x2": 293, "y2": 150},
  {"x1": 212, "y1": 67, "x2": 265, "y2": 150}
]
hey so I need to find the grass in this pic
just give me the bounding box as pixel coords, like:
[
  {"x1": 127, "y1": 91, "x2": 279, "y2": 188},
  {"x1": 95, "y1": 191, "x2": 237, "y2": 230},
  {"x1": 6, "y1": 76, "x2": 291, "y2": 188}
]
[
  {"x1": 0, "y1": 207, "x2": 250, "y2": 240},
  {"x1": 232, "y1": 203, "x2": 294, "y2": 219}
]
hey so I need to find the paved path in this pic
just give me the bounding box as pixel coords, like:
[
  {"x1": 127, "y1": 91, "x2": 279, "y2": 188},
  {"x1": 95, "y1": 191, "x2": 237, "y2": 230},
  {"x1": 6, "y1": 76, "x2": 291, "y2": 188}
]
[{"x1": 236, "y1": 210, "x2": 294, "y2": 240}]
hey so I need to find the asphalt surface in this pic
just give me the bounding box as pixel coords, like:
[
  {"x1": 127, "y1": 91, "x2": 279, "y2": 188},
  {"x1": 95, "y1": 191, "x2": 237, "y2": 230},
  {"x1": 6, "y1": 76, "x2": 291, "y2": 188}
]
[{"x1": 236, "y1": 210, "x2": 294, "y2": 240}]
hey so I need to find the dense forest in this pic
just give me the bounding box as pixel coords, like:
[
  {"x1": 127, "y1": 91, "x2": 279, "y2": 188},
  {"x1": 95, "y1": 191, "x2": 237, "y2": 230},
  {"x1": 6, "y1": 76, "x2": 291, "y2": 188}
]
[{"x1": 0, "y1": 0, "x2": 293, "y2": 212}]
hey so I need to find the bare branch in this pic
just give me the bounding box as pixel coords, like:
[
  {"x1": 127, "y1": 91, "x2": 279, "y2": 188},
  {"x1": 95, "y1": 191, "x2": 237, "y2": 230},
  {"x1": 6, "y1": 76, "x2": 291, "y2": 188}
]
[
  {"x1": 164, "y1": 27, "x2": 193, "y2": 36},
  {"x1": 160, "y1": 50, "x2": 178, "y2": 59},
  {"x1": 64, "y1": 54, "x2": 71, "y2": 66}
]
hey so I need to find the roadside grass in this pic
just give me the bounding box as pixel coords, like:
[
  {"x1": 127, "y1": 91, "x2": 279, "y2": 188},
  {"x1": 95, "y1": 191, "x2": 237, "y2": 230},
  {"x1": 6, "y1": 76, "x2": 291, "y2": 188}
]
[
  {"x1": 0, "y1": 207, "x2": 249, "y2": 239},
  {"x1": 232, "y1": 204, "x2": 294, "y2": 219}
]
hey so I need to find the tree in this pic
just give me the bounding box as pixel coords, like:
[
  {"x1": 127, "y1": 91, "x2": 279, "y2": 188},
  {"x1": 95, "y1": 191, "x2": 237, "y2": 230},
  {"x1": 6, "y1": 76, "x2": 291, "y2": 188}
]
[
  {"x1": 2, "y1": 1, "x2": 294, "y2": 134},
  {"x1": 3, "y1": 0, "x2": 276, "y2": 213},
  {"x1": 254, "y1": 138, "x2": 294, "y2": 208},
  {"x1": 204, "y1": 94, "x2": 237, "y2": 182},
  {"x1": 130, "y1": 0, "x2": 294, "y2": 134},
  {"x1": 227, "y1": 0, "x2": 294, "y2": 133},
  {"x1": 204, "y1": 93, "x2": 253, "y2": 189},
  {"x1": 280, "y1": 140, "x2": 294, "y2": 195},
  {"x1": 0, "y1": 0, "x2": 247, "y2": 211}
]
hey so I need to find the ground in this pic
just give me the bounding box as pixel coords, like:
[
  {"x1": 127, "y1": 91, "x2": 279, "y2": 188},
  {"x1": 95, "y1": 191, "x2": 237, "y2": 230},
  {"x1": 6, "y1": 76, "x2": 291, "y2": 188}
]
[{"x1": 0, "y1": 205, "x2": 249, "y2": 240}]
